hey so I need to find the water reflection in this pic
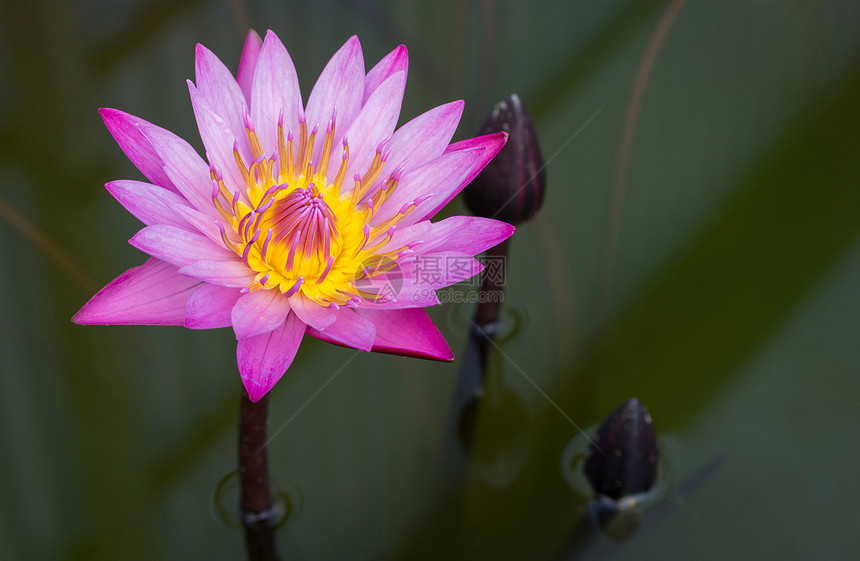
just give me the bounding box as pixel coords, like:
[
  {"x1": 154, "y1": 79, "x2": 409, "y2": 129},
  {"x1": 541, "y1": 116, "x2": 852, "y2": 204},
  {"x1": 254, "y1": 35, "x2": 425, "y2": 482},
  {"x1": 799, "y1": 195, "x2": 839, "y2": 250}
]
[
  {"x1": 446, "y1": 304, "x2": 531, "y2": 488},
  {"x1": 212, "y1": 469, "x2": 300, "y2": 531}
]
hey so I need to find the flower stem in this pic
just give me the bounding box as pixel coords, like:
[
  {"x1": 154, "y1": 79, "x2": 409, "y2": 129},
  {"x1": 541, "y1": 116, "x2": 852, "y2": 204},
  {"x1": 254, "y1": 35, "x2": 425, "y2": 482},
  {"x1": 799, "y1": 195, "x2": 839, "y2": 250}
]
[
  {"x1": 238, "y1": 389, "x2": 279, "y2": 561},
  {"x1": 472, "y1": 238, "x2": 510, "y2": 375}
]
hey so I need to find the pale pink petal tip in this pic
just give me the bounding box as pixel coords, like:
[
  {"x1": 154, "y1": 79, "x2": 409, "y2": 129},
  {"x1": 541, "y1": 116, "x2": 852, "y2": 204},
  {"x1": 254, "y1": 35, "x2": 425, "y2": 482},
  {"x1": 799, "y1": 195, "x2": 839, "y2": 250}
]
[
  {"x1": 104, "y1": 180, "x2": 190, "y2": 229},
  {"x1": 304, "y1": 35, "x2": 365, "y2": 137},
  {"x1": 98, "y1": 108, "x2": 174, "y2": 192},
  {"x1": 364, "y1": 44, "x2": 408, "y2": 103}
]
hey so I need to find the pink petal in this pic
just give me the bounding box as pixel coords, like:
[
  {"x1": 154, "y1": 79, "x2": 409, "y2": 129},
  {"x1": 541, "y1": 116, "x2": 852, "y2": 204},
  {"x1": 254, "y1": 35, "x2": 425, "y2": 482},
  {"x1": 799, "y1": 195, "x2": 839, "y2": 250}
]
[
  {"x1": 195, "y1": 43, "x2": 250, "y2": 161},
  {"x1": 237, "y1": 29, "x2": 263, "y2": 104},
  {"x1": 363, "y1": 45, "x2": 407, "y2": 104},
  {"x1": 178, "y1": 259, "x2": 255, "y2": 287},
  {"x1": 406, "y1": 216, "x2": 515, "y2": 256},
  {"x1": 171, "y1": 204, "x2": 226, "y2": 247},
  {"x1": 444, "y1": 134, "x2": 509, "y2": 153},
  {"x1": 136, "y1": 119, "x2": 216, "y2": 216},
  {"x1": 330, "y1": 71, "x2": 405, "y2": 186},
  {"x1": 238, "y1": 312, "x2": 306, "y2": 402},
  {"x1": 99, "y1": 108, "x2": 178, "y2": 194},
  {"x1": 413, "y1": 132, "x2": 507, "y2": 222},
  {"x1": 250, "y1": 30, "x2": 301, "y2": 160},
  {"x1": 72, "y1": 258, "x2": 200, "y2": 326},
  {"x1": 373, "y1": 133, "x2": 506, "y2": 228},
  {"x1": 105, "y1": 180, "x2": 193, "y2": 228},
  {"x1": 386, "y1": 100, "x2": 464, "y2": 173},
  {"x1": 188, "y1": 81, "x2": 248, "y2": 193},
  {"x1": 384, "y1": 219, "x2": 433, "y2": 251},
  {"x1": 129, "y1": 224, "x2": 236, "y2": 267},
  {"x1": 231, "y1": 289, "x2": 292, "y2": 340},
  {"x1": 305, "y1": 308, "x2": 376, "y2": 351},
  {"x1": 305, "y1": 36, "x2": 365, "y2": 155},
  {"x1": 361, "y1": 308, "x2": 453, "y2": 361},
  {"x1": 185, "y1": 283, "x2": 242, "y2": 329},
  {"x1": 288, "y1": 294, "x2": 338, "y2": 331}
]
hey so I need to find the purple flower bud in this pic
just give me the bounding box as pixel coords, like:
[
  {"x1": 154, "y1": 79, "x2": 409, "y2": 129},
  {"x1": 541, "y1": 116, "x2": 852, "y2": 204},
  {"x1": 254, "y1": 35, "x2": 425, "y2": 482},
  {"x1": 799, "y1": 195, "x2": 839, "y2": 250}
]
[
  {"x1": 583, "y1": 398, "x2": 659, "y2": 500},
  {"x1": 464, "y1": 94, "x2": 545, "y2": 225}
]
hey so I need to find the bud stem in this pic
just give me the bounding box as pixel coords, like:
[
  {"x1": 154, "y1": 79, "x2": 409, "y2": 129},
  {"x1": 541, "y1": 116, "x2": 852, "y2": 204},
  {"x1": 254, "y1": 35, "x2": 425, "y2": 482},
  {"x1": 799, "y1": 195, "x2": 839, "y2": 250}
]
[{"x1": 472, "y1": 238, "x2": 510, "y2": 376}]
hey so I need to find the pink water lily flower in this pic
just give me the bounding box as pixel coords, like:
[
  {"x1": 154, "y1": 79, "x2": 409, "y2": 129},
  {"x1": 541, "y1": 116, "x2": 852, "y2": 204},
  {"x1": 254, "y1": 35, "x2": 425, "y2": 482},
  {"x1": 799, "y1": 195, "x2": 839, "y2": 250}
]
[{"x1": 74, "y1": 30, "x2": 514, "y2": 401}]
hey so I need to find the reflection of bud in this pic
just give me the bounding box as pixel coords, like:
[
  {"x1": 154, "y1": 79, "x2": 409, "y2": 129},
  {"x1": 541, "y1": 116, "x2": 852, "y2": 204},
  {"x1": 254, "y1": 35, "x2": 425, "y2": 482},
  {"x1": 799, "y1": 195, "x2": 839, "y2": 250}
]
[
  {"x1": 456, "y1": 384, "x2": 531, "y2": 488},
  {"x1": 584, "y1": 398, "x2": 658, "y2": 500},
  {"x1": 463, "y1": 93, "x2": 545, "y2": 225}
]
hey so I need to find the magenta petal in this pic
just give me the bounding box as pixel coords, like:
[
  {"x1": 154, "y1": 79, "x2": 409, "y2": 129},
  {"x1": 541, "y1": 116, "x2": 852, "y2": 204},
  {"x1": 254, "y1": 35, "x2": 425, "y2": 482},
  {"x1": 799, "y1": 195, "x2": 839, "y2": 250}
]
[
  {"x1": 137, "y1": 119, "x2": 216, "y2": 216},
  {"x1": 361, "y1": 308, "x2": 453, "y2": 361},
  {"x1": 178, "y1": 259, "x2": 255, "y2": 287},
  {"x1": 195, "y1": 43, "x2": 250, "y2": 159},
  {"x1": 231, "y1": 289, "x2": 292, "y2": 340},
  {"x1": 251, "y1": 30, "x2": 301, "y2": 160},
  {"x1": 288, "y1": 295, "x2": 338, "y2": 331},
  {"x1": 386, "y1": 100, "x2": 464, "y2": 173},
  {"x1": 73, "y1": 258, "x2": 200, "y2": 326},
  {"x1": 373, "y1": 134, "x2": 506, "y2": 229},
  {"x1": 363, "y1": 45, "x2": 407, "y2": 103},
  {"x1": 413, "y1": 132, "x2": 508, "y2": 222},
  {"x1": 305, "y1": 308, "x2": 376, "y2": 351},
  {"x1": 444, "y1": 131, "x2": 512, "y2": 154},
  {"x1": 105, "y1": 180, "x2": 192, "y2": 228},
  {"x1": 129, "y1": 224, "x2": 235, "y2": 267},
  {"x1": 409, "y1": 216, "x2": 515, "y2": 255},
  {"x1": 237, "y1": 29, "x2": 263, "y2": 104},
  {"x1": 238, "y1": 312, "x2": 306, "y2": 402},
  {"x1": 332, "y1": 71, "x2": 405, "y2": 185},
  {"x1": 99, "y1": 109, "x2": 178, "y2": 194},
  {"x1": 305, "y1": 36, "x2": 365, "y2": 151},
  {"x1": 185, "y1": 283, "x2": 241, "y2": 329}
]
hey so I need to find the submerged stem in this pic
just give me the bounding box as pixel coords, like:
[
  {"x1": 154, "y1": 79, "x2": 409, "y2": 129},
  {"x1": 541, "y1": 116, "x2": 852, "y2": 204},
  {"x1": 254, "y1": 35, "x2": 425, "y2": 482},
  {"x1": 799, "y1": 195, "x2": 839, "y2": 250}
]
[
  {"x1": 472, "y1": 238, "x2": 510, "y2": 375},
  {"x1": 238, "y1": 389, "x2": 279, "y2": 561}
]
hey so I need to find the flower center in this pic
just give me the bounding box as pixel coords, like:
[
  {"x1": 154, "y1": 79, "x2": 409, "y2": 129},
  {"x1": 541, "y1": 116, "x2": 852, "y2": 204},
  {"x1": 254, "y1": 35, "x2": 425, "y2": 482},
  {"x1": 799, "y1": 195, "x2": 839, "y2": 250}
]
[{"x1": 208, "y1": 111, "x2": 419, "y2": 306}]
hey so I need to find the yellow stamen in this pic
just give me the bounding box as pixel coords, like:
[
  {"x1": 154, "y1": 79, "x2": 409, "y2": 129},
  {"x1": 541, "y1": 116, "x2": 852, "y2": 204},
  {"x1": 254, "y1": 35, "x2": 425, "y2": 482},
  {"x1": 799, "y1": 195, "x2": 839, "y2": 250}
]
[{"x1": 219, "y1": 114, "x2": 407, "y2": 306}]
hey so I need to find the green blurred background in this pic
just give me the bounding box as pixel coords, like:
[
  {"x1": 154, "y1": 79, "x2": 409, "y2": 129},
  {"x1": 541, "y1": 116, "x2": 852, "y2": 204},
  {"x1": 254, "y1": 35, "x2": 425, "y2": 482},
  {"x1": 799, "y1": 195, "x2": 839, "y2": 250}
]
[{"x1": 2, "y1": 0, "x2": 859, "y2": 559}]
